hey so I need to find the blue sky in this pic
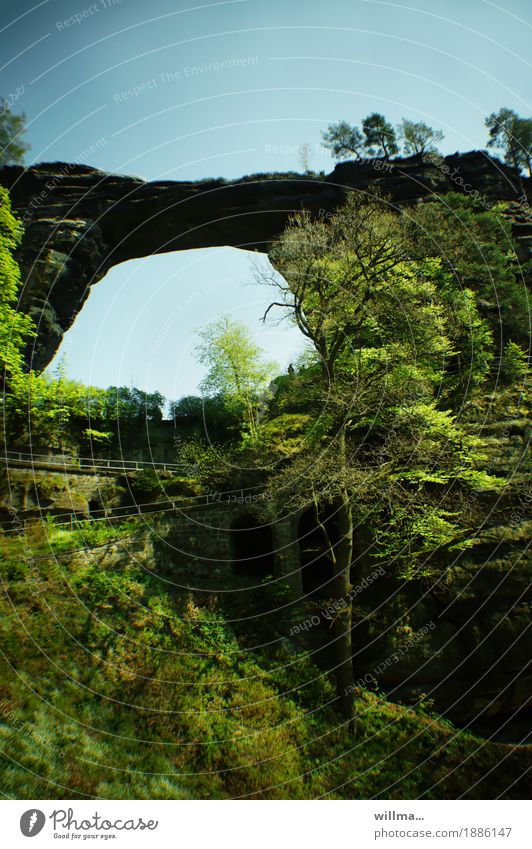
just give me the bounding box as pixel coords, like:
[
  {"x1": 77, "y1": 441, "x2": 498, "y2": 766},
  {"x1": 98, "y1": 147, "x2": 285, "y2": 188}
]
[{"x1": 2, "y1": 0, "x2": 531, "y2": 403}]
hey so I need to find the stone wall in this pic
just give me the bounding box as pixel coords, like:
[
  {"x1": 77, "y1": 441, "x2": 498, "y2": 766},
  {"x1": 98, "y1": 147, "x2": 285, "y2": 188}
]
[{"x1": 1, "y1": 464, "x2": 529, "y2": 724}]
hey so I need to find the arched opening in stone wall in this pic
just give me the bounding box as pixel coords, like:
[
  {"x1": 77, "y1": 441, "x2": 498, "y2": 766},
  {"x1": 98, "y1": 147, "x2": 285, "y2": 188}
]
[
  {"x1": 231, "y1": 513, "x2": 275, "y2": 580},
  {"x1": 297, "y1": 506, "x2": 338, "y2": 599}
]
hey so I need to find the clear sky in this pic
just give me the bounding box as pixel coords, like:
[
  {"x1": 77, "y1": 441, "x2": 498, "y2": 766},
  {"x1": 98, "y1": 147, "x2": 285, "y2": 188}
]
[{"x1": 2, "y1": 0, "x2": 531, "y2": 404}]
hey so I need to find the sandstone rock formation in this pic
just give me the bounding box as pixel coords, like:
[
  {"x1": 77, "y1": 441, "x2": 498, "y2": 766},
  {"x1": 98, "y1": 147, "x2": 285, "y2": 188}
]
[{"x1": 0, "y1": 151, "x2": 529, "y2": 370}]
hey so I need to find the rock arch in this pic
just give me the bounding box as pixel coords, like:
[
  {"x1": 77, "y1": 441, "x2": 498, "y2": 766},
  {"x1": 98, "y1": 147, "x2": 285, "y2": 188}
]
[{"x1": 0, "y1": 151, "x2": 526, "y2": 371}]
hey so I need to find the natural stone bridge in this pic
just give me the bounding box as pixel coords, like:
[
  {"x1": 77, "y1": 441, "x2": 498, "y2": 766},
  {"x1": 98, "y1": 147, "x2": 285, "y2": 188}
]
[{"x1": 1, "y1": 151, "x2": 528, "y2": 371}]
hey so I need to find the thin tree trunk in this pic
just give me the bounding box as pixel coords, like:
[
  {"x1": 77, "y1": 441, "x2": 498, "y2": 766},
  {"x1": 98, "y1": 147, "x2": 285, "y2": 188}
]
[
  {"x1": 312, "y1": 474, "x2": 356, "y2": 732},
  {"x1": 331, "y1": 424, "x2": 356, "y2": 730},
  {"x1": 509, "y1": 141, "x2": 526, "y2": 200},
  {"x1": 331, "y1": 489, "x2": 356, "y2": 732}
]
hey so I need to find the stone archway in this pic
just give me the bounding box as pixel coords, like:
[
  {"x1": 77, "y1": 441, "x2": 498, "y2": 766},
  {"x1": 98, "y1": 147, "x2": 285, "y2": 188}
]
[
  {"x1": 297, "y1": 506, "x2": 337, "y2": 599},
  {"x1": 230, "y1": 512, "x2": 275, "y2": 580}
]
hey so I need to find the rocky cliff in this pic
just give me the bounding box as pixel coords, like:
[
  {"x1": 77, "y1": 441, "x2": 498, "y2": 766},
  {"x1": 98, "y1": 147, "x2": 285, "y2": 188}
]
[{"x1": 1, "y1": 151, "x2": 530, "y2": 370}]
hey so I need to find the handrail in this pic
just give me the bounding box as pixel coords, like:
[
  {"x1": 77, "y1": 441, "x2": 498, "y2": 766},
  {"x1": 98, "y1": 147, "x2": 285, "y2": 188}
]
[
  {"x1": 0, "y1": 502, "x2": 180, "y2": 533},
  {"x1": 0, "y1": 449, "x2": 188, "y2": 474},
  {"x1": 0, "y1": 485, "x2": 267, "y2": 534}
]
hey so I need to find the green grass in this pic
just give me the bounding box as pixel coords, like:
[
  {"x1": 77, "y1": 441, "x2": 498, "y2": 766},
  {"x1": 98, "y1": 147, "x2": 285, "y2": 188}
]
[{"x1": 0, "y1": 520, "x2": 529, "y2": 799}]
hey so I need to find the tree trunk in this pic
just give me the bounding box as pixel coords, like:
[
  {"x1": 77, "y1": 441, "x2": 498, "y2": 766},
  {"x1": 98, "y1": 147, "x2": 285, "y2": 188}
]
[
  {"x1": 331, "y1": 489, "x2": 356, "y2": 731},
  {"x1": 509, "y1": 142, "x2": 527, "y2": 199}
]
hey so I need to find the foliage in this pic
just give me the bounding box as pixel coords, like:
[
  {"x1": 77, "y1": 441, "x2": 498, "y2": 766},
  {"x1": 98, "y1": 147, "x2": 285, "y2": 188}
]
[
  {"x1": 398, "y1": 119, "x2": 444, "y2": 155},
  {"x1": 267, "y1": 192, "x2": 492, "y2": 396},
  {"x1": 0, "y1": 525, "x2": 319, "y2": 799},
  {"x1": 0, "y1": 523, "x2": 525, "y2": 799},
  {"x1": 65, "y1": 517, "x2": 139, "y2": 549},
  {"x1": 83, "y1": 427, "x2": 112, "y2": 444},
  {"x1": 0, "y1": 188, "x2": 35, "y2": 378},
  {"x1": 267, "y1": 190, "x2": 408, "y2": 379},
  {"x1": 0, "y1": 100, "x2": 30, "y2": 166},
  {"x1": 485, "y1": 107, "x2": 532, "y2": 175},
  {"x1": 123, "y1": 469, "x2": 202, "y2": 503},
  {"x1": 322, "y1": 114, "x2": 444, "y2": 160},
  {"x1": 261, "y1": 191, "x2": 495, "y2": 717},
  {"x1": 321, "y1": 120, "x2": 365, "y2": 160},
  {"x1": 0, "y1": 520, "x2": 528, "y2": 799},
  {"x1": 169, "y1": 393, "x2": 240, "y2": 441},
  {"x1": 3, "y1": 363, "x2": 166, "y2": 449},
  {"x1": 406, "y1": 193, "x2": 529, "y2": 349},
  {"x1": 195, "y1": 315, "x2": 278, "y2": 439},
  {"x1": 127, "y1": 468, "x2": 164, "y2": 500},
  {"x1": 260, "y1": 191, "x2": 503, "y2": 583},
  {"x1": 500, "y1": 340, "x2": 529, "y2": 384},
  {"x1": 361, "y1": 112, "x2": 399, "y2": 159}
]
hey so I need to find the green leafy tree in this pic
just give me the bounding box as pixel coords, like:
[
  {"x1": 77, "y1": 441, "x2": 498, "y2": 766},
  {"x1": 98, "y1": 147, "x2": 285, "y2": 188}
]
[
  {"x1": 407, "y1": 193, "x2": 529, "y2": 351},
  {"x1": 362, "y1": 113, "x2": 399, "y2": 159},
  {"x1": 500, "y1": 340, "x2": 528, "y2": 384},
  {"x1": 6, "y1": 363, "x2": 94, "y2": 448},
  {"x1": 262, "y1": 191, "x2": 496, "y2": 724},
  {"x1": 322, "y1": 114, "x2": 401, "y2": 161},
  {"x1": 195, "y1": 316, "x2": 278, "y2": 439},
  {"x1": 170, "y1": 394, "x2": 240, "y2": 442},
  {"x1": 0, "y1": 100, "x2": 30, "y2": 166},
  {"x1": 485, "y1": 108, "x2": 532, "y2": 175},
  {"x1": 101, "y1": 386, "x2": 165, "y2": 433},
  {"x1": 321, "y1": 120, "x2": 365, "y2": 160},
  {"x1": 266, "y1": 192, "x2": 408, "y2": 380},
  {"x1": 398, "y1": 119, "x2": 444, "y2": 155},
  {"x1": 5, "y1": 363, "x2": 166, "y2": 450},
  {"x1": 0, "y1": 187, "x2": 35, "y2": 379}
]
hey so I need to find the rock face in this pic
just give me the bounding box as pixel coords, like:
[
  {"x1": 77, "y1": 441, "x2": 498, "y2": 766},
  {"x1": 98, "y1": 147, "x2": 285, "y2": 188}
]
[{"x1": 0, "y1": 151, "x2": 529, "y2": 370}]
